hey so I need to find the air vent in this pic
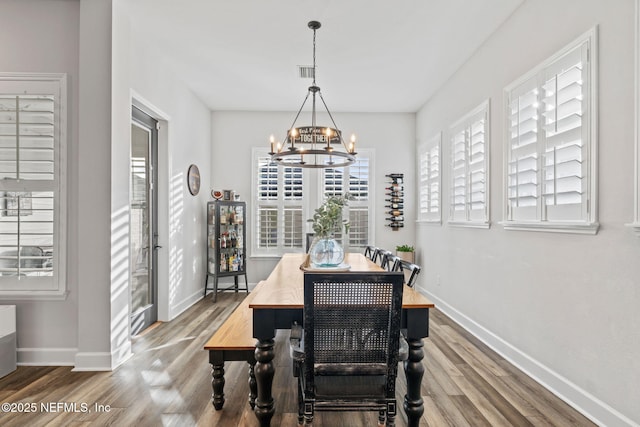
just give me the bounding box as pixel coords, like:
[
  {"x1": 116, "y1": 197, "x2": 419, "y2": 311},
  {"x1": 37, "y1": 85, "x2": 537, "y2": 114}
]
[{"x1": 297, "y1": 65, "x2": 315, "y2": 79}]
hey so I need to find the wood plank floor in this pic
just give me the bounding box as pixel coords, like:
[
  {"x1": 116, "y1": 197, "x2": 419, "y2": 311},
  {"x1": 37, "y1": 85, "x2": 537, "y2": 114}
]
[{"x1": 0, "y1": 292, "x2": 596, "y2": 426}]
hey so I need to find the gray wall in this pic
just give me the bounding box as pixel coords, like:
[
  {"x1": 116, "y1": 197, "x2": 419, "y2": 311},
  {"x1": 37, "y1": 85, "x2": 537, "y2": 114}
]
[
  {"x1": 0, "y1": 0, "x2": 80, "y2": 365},
  {"x1": 415, "y1": 0, "x2": 640, "y2": 425}
]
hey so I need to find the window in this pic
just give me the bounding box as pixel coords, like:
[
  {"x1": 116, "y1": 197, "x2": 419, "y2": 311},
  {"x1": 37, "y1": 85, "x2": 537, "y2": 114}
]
[
  {"x1": 251, "y1": 148, "x2": 374, "y2": 256},
  {"x1": 321, "y1": 150, "x2": 374, "y2": 252},
  {"x1": 0, "y1": 73, "x2": 67, "y2": 298},
  {"x1": 449, "y1": 100, "x2": 490, "y2": 227},
  {"x1": 504, "y1": 28, "x2": 598, "y2": 234},
  {"x1": 253, "y1": 149, "x2": 304, "y2": 255},
  {"x1": 418, "y1": 132, "x2": 441, "y2": 223}
]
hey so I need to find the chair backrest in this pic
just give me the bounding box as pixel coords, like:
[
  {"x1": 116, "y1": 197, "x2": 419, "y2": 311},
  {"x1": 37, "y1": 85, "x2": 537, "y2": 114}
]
[
  {"x1": 303, "y1": 271, "x2": 404, "y2": 383},
  {"x1": 379, "y1": 250, "x2": 397, "y2": 271},
  {"x1": 363, "y1": 245, "x2": 377, "y2": 261},
  {"x1": 306, "y1": 233, "x2": 315, "y2": 253},
  {"x1": 392, "y1": 258, "x2": 421, "y2": 287}
]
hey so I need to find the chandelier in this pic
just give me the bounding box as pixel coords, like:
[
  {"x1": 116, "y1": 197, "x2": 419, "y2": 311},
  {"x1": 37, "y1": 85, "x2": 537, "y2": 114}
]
[{"x1": 268, "y1": 20, "x2": 357, "y2": 168}]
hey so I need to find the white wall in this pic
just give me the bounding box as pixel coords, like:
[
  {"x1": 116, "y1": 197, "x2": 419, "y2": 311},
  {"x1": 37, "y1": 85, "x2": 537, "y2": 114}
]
[
  {"x1": 0, "y1": 0, "x2": 80, "y2": 365},
  {"x1": 415, "y1": 0, "x2": 640, "y2": 425},
  {"x1": 210, "y1": 111, "x2": 415, "y2": 283},
  {"x1": 116, "y1": 2, "x2": 212, "y2": 321}
]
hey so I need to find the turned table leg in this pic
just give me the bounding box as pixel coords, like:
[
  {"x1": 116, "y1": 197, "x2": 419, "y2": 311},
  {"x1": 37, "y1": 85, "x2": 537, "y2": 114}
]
[
  {"x1": 248, "y1": 360, "x2": 257, "y2": 409},
  {"x1": 211, "y1": 362, "x2": 225, "y2": 410},
  {"x1": 403, "y1": 337, "x2": 425, "y2": 427},
  {"x1": 254, "y1": 338, "x2": 275, "y2": 426}
]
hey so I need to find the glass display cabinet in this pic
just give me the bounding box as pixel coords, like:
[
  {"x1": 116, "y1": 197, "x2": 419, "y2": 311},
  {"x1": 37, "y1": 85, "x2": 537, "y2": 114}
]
[{"x1": 204, "y1": 200, "x2": 248, "y2": 302}]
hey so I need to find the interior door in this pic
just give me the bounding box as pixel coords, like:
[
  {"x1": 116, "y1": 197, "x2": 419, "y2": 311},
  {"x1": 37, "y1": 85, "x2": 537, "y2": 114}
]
[{"x1": 130, "y1": 106, "x2": 159, "y2": 335}]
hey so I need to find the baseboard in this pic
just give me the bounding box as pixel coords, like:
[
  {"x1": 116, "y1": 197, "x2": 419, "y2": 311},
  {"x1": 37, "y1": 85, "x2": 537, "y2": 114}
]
[
  {"x1": 17, "y1": 347, "x2": 77, "y2": 366},
  {"x1": 72, "y1": 351, "x2": 115, "y2": 371},
  {"x1": 419, "y1": 287, "x2": 639, "y2": 427}
]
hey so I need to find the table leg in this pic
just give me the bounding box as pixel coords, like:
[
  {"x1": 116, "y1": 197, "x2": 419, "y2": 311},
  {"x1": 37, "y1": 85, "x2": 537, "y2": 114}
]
[
  {"x1": 248, "y1": 360, "x2": 257, "y2": 409},
  {"x1": 254, "y1": 338, "x2": 275, "y2": 426},
  {"x1": 403, "y1": 337, "x2": 425, "y2": 427},
  {"x1": 211, "y1": 362, "x2": 225, "y2": 410}
]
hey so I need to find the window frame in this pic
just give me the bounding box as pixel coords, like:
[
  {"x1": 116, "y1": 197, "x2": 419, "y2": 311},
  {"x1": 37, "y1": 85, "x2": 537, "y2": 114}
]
[
  {"x1": 633, "y1": 3, "x2": 640, "y2": 236},
  {"x1": 0, "y1": 73, "x2": 68, "y2": 300},
  {"x1": 251, "y1": 148, "x2": 307, "y2": 257},
  {"x1": 319, "y1": 149, "x2": 375, "y2": 252},
  {"x1": 417, "y1": 132, "x2": 442, "y2": 224},
  {"x1": 503, "y1": 27, "x2": 598, "y2": 234},
  {"x1": 448, "y1": 100, "x2": 491, "y2": 229}
]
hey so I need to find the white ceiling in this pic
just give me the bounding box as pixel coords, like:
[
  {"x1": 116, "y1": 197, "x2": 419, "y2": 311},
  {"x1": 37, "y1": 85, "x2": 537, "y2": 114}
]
[{"x1": 122, "y1": 0, "x2": 523, "y2": 113}]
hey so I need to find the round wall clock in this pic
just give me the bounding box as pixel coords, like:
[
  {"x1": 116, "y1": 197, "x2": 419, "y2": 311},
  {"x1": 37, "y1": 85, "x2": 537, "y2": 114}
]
[{"x1": 187, "y1": 164, "x2": 200, "y2": 196}]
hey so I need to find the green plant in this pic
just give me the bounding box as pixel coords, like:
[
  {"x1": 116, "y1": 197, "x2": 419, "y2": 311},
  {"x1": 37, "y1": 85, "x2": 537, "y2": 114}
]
[
  {"x1": 396, "y1": 244, "x2": 414, "y2": 252},
  {"x1": 309, "y1": 194, "x2": 352, "y2": 238}
]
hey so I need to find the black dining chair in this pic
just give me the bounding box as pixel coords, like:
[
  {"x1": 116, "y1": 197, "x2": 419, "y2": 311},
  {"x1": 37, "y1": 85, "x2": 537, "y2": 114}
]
[
  {"x1": 363, "y1": 245, "x2": 377, "y2": 261},
  {"x1": 289, "y1": 271, "x2": 405, "y2": 426},
  {"x1": 379, "y1": 250, "x2": 397, "y2": 271},
  {"x1": 392, "y1": 258, "x2": 421, "y2": 288}
]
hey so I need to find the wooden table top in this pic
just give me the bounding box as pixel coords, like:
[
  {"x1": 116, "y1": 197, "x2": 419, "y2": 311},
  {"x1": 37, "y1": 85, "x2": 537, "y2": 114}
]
[{"x1": 249, "y1": 253, "x2": 434, "y2": 309}]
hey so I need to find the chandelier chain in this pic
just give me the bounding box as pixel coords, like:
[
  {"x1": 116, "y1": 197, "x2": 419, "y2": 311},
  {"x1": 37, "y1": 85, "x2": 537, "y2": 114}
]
[{"x1": 312, "y1": 27, "x2": 317, "y2": 85}]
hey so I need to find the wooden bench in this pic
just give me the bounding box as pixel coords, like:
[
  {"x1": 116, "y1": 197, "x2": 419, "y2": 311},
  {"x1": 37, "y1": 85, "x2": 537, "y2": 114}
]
[{"x1": 204, "y1": 281, "x2": 265, "y2": 410}]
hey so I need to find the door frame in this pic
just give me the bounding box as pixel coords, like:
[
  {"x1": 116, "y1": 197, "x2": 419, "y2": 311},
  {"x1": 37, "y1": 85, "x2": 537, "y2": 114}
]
[
  {"x1": 131, "y1": 93, "x2": 170, "y2": 324},
  {"x1": 130, "y1": 105, "x2": 159, "y2": 335}
]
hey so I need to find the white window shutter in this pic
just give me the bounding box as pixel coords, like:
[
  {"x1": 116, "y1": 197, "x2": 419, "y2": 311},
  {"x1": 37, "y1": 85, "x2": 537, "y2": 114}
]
[{"x1": 504, "y1": 29, "x2": 597, "y2": 233}]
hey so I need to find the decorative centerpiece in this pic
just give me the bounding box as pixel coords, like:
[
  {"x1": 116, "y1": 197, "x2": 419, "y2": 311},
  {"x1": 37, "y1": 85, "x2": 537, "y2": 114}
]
[{"x1": 308, "y1": 194, "x2": 351, "y2": 267}]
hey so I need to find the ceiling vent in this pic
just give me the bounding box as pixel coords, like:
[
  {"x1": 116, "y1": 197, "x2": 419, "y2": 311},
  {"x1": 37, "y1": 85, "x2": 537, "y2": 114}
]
[{"x1": 297, "y1": 65, "x2": 315, "y2": 79}]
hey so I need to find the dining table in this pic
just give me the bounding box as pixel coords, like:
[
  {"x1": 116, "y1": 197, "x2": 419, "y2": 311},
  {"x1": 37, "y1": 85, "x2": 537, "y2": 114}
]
[{"x1": 249, "y1": 252, "x2": 435, "y2": 427}]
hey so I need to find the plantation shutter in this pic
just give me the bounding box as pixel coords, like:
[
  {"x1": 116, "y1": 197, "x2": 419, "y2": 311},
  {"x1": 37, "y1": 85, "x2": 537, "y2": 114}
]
[
  {"x1": 256, "y1": 155, "x2": 278, "y2": 249},
  {"x1": 449, "y1": 102, "x2": 489, "y2": 226},
  {"x1": 322, "y1": 152, "x2": 371, "y2": 250},
  {"x1": 450, "y1": 126, "x2": 467, "y2": 221},
  {"x1": 418, "y1": 135, "x2": 440, "y2": 222},
  {"x1": 469, "y1": 116, "x2": 487, "y2": 221},
  {"x1": 283, "y1": 166, "x2": 303, "y2": 249},
  {"x1": 0, "y1": 74, "x2": 66, "y2": 294},
  {"x1": 507, "y1": 76, "x2": 539, "y2": 220},
  {"x1": 507, "y1": 39, "x2": 591, "y2": 224},
  {"x1": 541, "y1": 44, "x2": 588, "y2": 221}
]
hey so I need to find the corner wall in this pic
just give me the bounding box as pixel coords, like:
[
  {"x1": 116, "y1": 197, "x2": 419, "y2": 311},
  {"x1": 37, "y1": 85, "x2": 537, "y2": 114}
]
[{"x1": 415, "y1": 0, "x2": 640, "y2": 425}]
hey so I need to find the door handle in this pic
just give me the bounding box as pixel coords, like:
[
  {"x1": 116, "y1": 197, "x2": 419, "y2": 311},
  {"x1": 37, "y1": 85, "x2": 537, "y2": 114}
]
[{"x1": 153, "y1": 245, "x2": 163, "y2": 250}]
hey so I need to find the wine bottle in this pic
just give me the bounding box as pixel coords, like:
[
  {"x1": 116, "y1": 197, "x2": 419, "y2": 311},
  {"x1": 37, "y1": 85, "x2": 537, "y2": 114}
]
[
  {"x1": 384, "y1": 185, "x2": 404, "y2": 191},
  {"x1": 385, "y1": 198, "x2": 402, "y2": 203},
  {"x1": 386, "y1": 216, "x2": 404, "y2": 221},
  {"x1": 388, "y1": 210, "x2": 403, "y2": 216},
  {"x1": 387, "y1": 222, "x2": 404, "y2": 228},
  {"x1": 385, "y1": 173, "x2": 404, "y2": 179},
  {"x1": 385, "y1": 203, "x2": 404, "y2": 209}
]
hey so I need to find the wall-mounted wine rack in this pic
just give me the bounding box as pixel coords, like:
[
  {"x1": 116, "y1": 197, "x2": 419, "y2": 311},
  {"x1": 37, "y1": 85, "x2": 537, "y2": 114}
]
[{"x1": 385, "y1": 173, "x2": 404, "y2": 230}]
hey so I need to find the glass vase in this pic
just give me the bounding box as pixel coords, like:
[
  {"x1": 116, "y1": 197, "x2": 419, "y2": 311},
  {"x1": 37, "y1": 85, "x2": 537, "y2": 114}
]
[{"x1": 309, "y1": 236, "x2": 344, "y2": 267}]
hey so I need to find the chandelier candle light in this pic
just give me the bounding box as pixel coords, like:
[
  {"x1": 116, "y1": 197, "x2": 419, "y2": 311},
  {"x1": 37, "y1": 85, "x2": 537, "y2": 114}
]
[{"x1": 268, "y1": 21, "x2": 357, "y2": 168}]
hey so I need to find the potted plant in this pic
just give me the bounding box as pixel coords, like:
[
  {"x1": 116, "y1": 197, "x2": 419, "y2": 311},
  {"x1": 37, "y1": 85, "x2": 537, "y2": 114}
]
[
  {"x1": 308, "y1": 194, "x2": 351, "y2": 266},
  {"x1": 396, "y1": 244, "x2": 415, "y2": 263}
]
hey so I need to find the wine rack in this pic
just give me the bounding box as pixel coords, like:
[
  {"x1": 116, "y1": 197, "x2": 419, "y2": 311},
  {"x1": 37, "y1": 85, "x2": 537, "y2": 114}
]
[{"x1": 385, "y1": 173, "x2": 404, "y2": 230}]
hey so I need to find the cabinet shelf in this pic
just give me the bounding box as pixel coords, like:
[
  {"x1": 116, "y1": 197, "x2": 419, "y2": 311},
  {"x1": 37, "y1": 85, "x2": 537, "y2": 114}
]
[{"x1": 204, "y1": 200, "x2": 248, "y2": 302}]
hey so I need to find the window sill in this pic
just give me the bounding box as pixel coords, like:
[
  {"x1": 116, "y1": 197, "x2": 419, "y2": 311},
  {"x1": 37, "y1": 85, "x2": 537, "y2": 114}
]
[
  {"x1": 416, "y1": 219, "x2": 442, "y2": 226},
  {"x1": 447, "y1": 221, "x2": 490, "y2": 229},
  {"x1": 502, "y1": 221, "x2": 599, "y2": 235},
  {"x1": 0, "y1": 289, "x2": 69, "y2": 301}
]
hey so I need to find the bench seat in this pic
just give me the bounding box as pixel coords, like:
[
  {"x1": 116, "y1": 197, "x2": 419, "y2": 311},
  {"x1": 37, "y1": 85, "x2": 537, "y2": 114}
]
[{"x1": 204, "y1": 281, "x2": 265, "y2": 410}]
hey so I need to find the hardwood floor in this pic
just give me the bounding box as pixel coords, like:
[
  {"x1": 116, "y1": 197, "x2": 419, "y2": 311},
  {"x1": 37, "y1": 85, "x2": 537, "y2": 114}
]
[{"x1": 0, "y1": 292, "x2": 596, "y2": 426}]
